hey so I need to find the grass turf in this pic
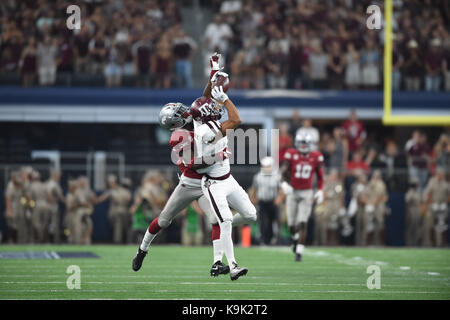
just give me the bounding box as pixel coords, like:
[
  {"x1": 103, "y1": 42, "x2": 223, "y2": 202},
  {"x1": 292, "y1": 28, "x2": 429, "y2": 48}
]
[{"x1": 0, "y1": 245, "x2": 449, "y2": 300}]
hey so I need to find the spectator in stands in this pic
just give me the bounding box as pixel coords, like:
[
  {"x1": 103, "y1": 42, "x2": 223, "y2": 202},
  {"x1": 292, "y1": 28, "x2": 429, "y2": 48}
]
[
  {"x1": 392, "y1": 37, "x2": 404, "y2": 91},
  {"x1": 405, "y1": 177, "x2": 423, "y2": 246},
  {"x1": 0, "y1": 47, "x2": 18, "y2": 74},
  {"x1": 204, "y1": 15, "x2": 233, "y2": 57},
  {"x1": 403, "y1": 40, "x2": 422, "y2": 91},
  {"x1": 132, "y1": 33, "x2": 152, "y2": 87},
  {"x1": 58, "y1": 37, "x2": 75, "y2": 85},
  {"x1": 287, "y1": 38, "x2": 304, "y2": 89},
  {"x1": 346, "y1": 149, "x2": 371, "y2": 176},
  {"x1": 344, "y1": 42, "x2": 361, "y2": 90},
  {"x1": 89, "y1": 30, "x2": 109, "y2": 75},
  {"x1": 104, "y1": 41, "x2": 123, "y2": 88},
  {"x1": 278, "y1": 123, "x2": 293, "y2": 162},
  {"x1": 173, "y1": 28, "x2": 197, "y2": 88},
  {"x1": 374, "y1": 141, "x2": 408, "y2": 192},
  {"x1": 308, "y1": 40, "x2": 328, "y2": 89},
  {"x1": 405, "y1": 130, "x2": 431, "y2": 191},
  {"x1": 36, "y1": 35, "x2": 58, "y2": 86},
  {"x1": 327, "y1": 41, "x2": 345, "y2": 90},
  {"x1": 18, "y1": 37, "x2": 37, "y2": 87},
  {"x1": 341, "y1": 110, "x2": 366, "y2": 153},
  {"x1": 365, "y1": 170, "x2": 389, "y2": 246},
  {"x1": 289, "y1": 110, "x2": 302, "y2": 138},
  {"x1": 431, "y1": 133, "x2": 450, "y2": 178},
  {"x1": 296, "y1": 119, "x2": 319, "y2": 150},
  {"x1": 423, "y1": 168, "x2": 449, "y2": 247},
  {"x1": 424, "y1": 38, "x2": 446, "y2": 92},
  {"x1": 152, "y1": 36, "x2": 172, "y2": 88},
  {"x1": 326, "y1": 127, "x2": 349, "y2": 174},
  {"x1": 265, "y1": 43, "x2": 288, "y2": 89},
  {"x1": 360, "y1": 38, "x2": 380, "y2": 90},
  {"x1": 444, "y1": 51, "x2": 450, "y2": 91},
  {"x1": 181, "y1": 201, "x2": 204, "y2": 246},
  {"x1": 74, "y1": 25, "x2": 92, "y2": 74}
]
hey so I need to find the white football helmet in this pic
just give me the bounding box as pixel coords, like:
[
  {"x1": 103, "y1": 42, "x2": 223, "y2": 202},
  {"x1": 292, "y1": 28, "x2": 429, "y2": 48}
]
[{"x1": 295, "y1": 132, "x2": 312, "y2": 154}]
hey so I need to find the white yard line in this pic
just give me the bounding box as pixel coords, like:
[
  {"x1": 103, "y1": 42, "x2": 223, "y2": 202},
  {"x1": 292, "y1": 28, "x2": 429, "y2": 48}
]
[{"x1": 0, "y1": 288, "x2": 447, "y2": 295}]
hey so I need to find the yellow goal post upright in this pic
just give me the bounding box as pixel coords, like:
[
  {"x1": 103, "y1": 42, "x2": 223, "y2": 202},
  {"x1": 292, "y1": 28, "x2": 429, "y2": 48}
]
[{"x1": 382, "y1": 0, "x2": 450, "y2": 126}]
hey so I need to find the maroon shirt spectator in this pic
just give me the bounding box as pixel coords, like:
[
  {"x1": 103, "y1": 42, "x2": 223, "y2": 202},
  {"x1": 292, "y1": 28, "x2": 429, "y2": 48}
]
[
  {"x1": 74, "y1": 28, "x2": 90, "y2": 59},
  {"x1": 405, "y1": 131, "x2": 431, "y2": 169},
  {"x1": 58, "y1": 39, "x2": 74, "y2": 72},
  {"x1": 341, "y1": 110, "x2": 366, "y2": 152},
  {"x1": 132, "y1": 35, "x2": 152, "y2": 75},
  {"x1": 424, "y1": 43, "x2": 445, "y2": 76}
]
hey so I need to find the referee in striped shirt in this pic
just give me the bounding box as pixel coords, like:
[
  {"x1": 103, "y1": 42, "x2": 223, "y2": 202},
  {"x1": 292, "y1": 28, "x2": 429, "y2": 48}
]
[{"x1": 249, "y1": 157, "x2": 282, "y2": 245}]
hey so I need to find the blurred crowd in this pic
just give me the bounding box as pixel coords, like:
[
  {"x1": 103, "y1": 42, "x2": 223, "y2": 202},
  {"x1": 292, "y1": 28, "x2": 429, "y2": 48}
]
[
  {"x1": 2, "y1": 0, "x2": 449, "y2": 91},
  {"x1": 0, "y1": 0, "x2": 198, "y2": 88},
  {"x1": 207, "y1": 0, "x2": 450, "y2": 91}
]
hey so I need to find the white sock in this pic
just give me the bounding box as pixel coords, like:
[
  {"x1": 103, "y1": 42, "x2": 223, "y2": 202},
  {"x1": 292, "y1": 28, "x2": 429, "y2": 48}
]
[
  {"x1": 220, "y1": 220, "x2": 236, "y2": 266},
  {"x1": 212, "y1": 239, "x2": 223, "y2": 263},
  {"x1": 296, "y1": 244, "x2": 305, "y2": 255},
  {"x1": 140, "y1": 229, "x2": 157, "y2": 252}
]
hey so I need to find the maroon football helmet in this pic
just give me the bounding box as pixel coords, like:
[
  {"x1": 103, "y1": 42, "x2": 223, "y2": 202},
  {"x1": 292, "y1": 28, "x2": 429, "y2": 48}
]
[{"x1": 190, "y1": 96, "x2": 221, "y2": 123}]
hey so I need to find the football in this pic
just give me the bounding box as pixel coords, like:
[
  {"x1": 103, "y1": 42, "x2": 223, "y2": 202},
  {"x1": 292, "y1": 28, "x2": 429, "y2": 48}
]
[{"x1": 212, "y1": 74, "x2": 230, "y2": 92}]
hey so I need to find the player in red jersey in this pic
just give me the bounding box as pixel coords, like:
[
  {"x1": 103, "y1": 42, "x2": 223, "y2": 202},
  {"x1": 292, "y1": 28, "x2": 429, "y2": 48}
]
[
  {"x1": 132, "y1": 53, "x2": 231, "y2": 277},
  {"x1": 280, "y1": 132, "x2": 325, "y2": 261}
]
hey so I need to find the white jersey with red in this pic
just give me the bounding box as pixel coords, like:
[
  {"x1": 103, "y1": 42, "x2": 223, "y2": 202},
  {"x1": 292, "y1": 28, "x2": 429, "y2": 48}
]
[
  {"x1": 282, "y1": 148, "x2": 325, "y2": 190},
  {"x1": 193, "y1": 119, "x2": 230, "y2": 178},
  {"x1": 192, "y1": 119, "x2": 256, "y2": 224}
]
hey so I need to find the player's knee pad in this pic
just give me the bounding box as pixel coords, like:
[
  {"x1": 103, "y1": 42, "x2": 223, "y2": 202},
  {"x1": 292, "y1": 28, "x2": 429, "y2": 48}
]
[
  {"x1": 157, "y1": 217, "x2": 172, "y2": 229},
  {"x1": 241, "y1": 203, "x2": 257, "y2": 222},
  {"x1": 247, "y1": 204, "x2": 257, "y2": 222}
]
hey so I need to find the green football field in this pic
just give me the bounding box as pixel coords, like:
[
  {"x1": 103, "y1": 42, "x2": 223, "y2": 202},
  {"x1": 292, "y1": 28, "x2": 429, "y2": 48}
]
[{"x1": 0, "y1": 245, "x2": 449, "y2": 300}]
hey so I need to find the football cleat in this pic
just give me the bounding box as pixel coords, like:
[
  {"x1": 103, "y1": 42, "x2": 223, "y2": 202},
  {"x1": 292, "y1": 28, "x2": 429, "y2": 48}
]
[
  {"x1": 230, "y1": 262, "x2": 248, "y2": 281},
  {"x1": 132, "y1": 248, "x2": 148, "y2": 272},
  {"x1": 295, "y1": 253, "x2": 302, "y2": 262},
  {"x1": 210, "y1": 261, "x2": 230, "y2": 277}
]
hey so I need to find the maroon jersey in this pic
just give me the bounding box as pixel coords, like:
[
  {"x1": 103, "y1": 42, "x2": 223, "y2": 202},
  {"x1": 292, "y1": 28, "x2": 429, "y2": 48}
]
[{"x1": 282, "y1": 148, "x2": 325, "y2": 190}]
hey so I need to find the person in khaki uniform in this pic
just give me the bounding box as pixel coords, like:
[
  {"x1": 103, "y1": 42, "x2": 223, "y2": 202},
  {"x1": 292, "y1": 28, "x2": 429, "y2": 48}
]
[
  {"x1": 29, "y1": 171, "x2": 51, "y2": 243},
  {"x1": 74, "y1": 176, "x2": 96, "y2": 245},
  {"x1": 405, "y1": 177, "x2": 423, "y2": 246},
  {"x1": 46, "y1": 170, "x2": 65, "y2": 243},
  {"x1": 423, "y1": 168, "x2": 449, "y2": 247},
  {"x1": 351, "y1": 170, "x2": 369, "y2": 246},
  {"x1": 4, "y1": 171, "x2": 23, "y2": 243},
  {"x1": 181, "y1": 201, "x2": 204, "y2": 246},
  {"x1": 364, "y1": 170, "x2": 389, "y2": 245},
  {"x1": 313, "y1": 201, "x2": 327, "y2": 246},
  {"x1": 323, "y1": 169, "x2": 345, "y2": 245},
  {"x1": 64, "y1": 179, "x2": 79, "y2": 244},
  {"x1": 17, "y1": 167, "x2": 33, "y2": 244},
  {"x1": 129, "y1": 171, "x2": 167, "y2": 243},
  {"x1": 96, "y1": 175, "x2": 132, "y2": 244}
]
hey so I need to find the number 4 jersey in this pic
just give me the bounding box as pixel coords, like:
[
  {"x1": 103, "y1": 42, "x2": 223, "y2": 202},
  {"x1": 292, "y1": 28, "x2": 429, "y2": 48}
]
[{"x1": 282, "y1": 148, "x2": 325, "y2": 190}]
